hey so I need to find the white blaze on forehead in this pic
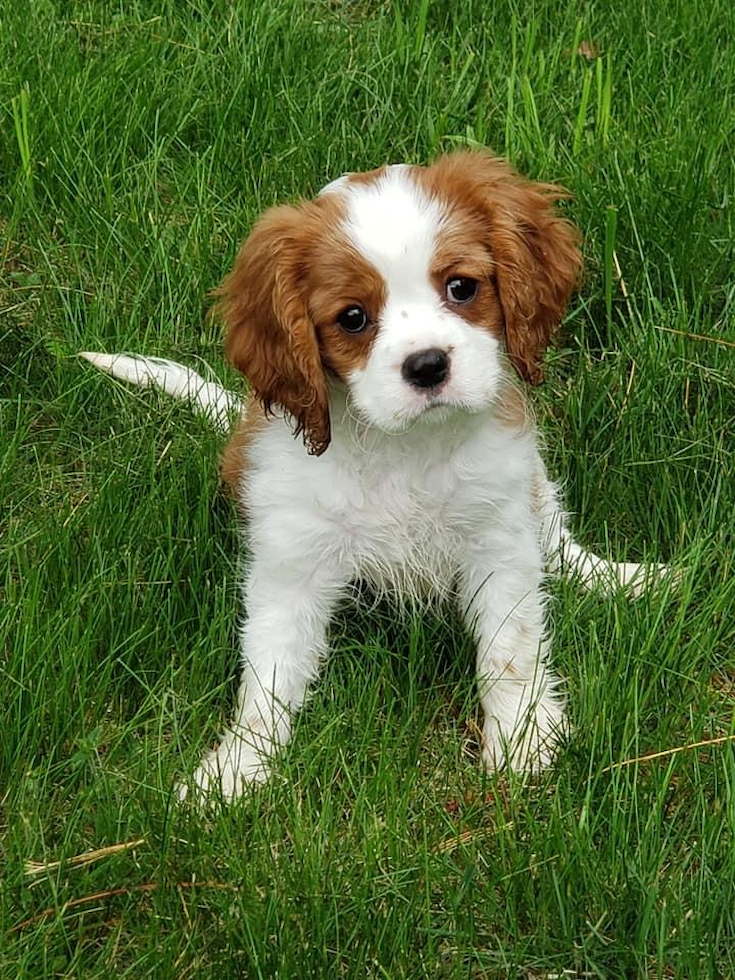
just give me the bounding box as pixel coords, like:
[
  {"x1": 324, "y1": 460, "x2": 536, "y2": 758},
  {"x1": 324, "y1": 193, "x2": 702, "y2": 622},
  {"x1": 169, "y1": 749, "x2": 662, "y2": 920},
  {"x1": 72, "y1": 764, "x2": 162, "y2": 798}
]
[{"x1": 338, "y1": 166, "x2": 445, "y2": 287}]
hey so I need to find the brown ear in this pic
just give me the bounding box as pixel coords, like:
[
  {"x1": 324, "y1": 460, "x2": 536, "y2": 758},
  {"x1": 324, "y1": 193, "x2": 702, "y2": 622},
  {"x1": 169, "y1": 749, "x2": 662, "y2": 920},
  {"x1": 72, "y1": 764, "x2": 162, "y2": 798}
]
[
  {"x1": 430, "y1": 151, "x2": 582, "y2": 384},
  {"x1": 213, "y1": 204, "x2": 330, "y2": 455}
]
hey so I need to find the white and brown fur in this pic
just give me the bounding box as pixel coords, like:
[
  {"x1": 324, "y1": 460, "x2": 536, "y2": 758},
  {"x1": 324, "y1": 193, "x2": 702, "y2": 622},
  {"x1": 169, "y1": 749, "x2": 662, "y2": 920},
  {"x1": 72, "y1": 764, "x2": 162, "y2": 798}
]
[{"x1": 83, "y1": 150, "x2": 669, "y2": 802}]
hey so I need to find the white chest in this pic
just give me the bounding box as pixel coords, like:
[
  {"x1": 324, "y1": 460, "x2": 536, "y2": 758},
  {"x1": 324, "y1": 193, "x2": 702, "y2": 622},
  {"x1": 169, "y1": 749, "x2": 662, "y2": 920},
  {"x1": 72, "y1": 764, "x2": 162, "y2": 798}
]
[{"x1": 245, "y1": 412, "x2": 540, "y2": 600}]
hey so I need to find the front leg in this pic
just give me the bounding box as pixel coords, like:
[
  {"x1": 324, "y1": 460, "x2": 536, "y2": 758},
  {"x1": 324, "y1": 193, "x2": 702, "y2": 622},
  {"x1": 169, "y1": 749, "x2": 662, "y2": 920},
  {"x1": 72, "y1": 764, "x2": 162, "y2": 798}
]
[
  {"x1": 458, "y1": 541, "x2": 565, "y2": 774},
  {"x1": 179, "y1": 556, "x2": 347, "y2": 803}
]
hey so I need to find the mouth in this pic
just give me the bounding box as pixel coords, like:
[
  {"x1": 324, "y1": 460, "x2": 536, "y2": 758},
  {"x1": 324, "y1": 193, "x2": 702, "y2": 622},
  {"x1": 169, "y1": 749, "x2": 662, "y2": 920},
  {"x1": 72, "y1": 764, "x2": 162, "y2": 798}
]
[
  {"x1": 417, "y1": 385, "x2": 487, "y2": 422},
  {"x1": 424, "y1": 394, "x2": 447, "y2": 410},
  {"x1": 403, "y1": 392, "x2": 458, "y2": 426}
]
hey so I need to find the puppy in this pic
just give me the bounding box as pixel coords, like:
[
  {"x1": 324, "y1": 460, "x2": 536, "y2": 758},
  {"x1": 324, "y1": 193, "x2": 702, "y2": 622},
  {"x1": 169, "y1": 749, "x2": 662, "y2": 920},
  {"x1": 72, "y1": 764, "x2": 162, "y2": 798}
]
[{"x1": 83, "y1": 150, "x2": 667, "y2": 802}]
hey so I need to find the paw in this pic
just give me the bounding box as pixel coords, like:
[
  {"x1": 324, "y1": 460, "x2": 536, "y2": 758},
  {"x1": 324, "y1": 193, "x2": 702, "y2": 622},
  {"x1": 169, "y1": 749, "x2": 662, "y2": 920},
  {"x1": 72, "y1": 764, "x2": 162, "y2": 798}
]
[
  {"x1": 177, "y1": 729, "x2": 271, "y2": 805},
  {"x1": 481, "y1": 685, "x2": 567, "y2": 774}
]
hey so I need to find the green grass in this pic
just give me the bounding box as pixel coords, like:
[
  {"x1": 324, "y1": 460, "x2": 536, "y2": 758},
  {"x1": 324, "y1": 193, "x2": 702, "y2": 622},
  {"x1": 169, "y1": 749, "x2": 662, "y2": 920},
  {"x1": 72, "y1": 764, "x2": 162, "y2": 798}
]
[{"x1": 2, "y1": 1, "x2": 734, "y2": 976}]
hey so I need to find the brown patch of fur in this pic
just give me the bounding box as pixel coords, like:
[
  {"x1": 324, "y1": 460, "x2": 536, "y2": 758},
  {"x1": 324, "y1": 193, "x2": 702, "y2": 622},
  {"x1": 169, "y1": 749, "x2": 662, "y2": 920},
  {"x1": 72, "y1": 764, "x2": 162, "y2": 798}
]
[
  {"x1": 213, "y1": 195, "x2": 348, "y2": 456},
  {"x1": 429, "y1": 225, "x2": 505, "y2": 341},
  {"x1": 416, "y1": 150, "x2": 582, "y2": 385},
  {"x1": 307, "y1": 245, "x2": 386, "y2": 380},
  {"x1": 219, "y1": 395, "x2": 266, "y2": 502}
]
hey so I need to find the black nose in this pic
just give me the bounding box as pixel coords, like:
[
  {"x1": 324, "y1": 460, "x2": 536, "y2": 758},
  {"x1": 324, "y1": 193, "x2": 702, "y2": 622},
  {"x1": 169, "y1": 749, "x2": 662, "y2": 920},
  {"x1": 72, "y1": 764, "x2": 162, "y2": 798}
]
[{"x1": 401, "y1": 348, "x2": 450, "y2": 389}]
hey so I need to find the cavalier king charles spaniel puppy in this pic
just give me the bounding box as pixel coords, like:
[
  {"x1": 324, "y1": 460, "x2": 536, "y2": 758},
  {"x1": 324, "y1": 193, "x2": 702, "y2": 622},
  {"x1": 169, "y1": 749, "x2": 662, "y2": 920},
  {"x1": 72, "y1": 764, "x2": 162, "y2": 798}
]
[{"x1": 83, "y1": 150, "x2": 668, "y2": 802}]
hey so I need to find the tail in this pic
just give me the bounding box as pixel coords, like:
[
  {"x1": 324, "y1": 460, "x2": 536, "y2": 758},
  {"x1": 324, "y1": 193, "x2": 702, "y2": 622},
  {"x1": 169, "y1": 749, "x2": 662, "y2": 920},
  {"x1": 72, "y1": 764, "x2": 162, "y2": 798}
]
[
  {"x1": 534, "y1": 465, "x2": 675, "y2": 599},
  {"x1": 79, "y1": 352, "x2": 242, "y2": 433}
]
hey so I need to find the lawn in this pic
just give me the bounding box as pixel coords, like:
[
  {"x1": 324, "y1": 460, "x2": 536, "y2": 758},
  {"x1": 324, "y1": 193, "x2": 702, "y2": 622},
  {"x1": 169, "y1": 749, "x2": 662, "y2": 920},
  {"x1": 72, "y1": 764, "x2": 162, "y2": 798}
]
[{"x1": 2, "y1": 1, "x2": 734, "y2": 977}]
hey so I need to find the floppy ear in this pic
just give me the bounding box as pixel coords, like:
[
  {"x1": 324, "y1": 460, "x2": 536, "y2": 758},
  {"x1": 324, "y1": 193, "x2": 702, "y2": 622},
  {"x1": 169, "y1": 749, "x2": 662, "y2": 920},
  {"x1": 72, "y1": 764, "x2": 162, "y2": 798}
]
[
  {"x1": 434, "y1": 151, "x2": 582, "y2": 384},
  {"x1": 490, "y1": 168, "x2": 582, "y2": 384},
  {"x1": 213, "y1": 205, "x2": 330, "y2": 455}
]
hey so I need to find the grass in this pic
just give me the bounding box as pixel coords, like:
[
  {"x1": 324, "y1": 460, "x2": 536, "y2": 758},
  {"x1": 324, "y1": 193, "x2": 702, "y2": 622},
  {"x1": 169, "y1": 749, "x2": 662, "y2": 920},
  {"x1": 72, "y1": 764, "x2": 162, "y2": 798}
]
[{"x1": 1, "y1": 0, "x2": 734, "y2": 976}]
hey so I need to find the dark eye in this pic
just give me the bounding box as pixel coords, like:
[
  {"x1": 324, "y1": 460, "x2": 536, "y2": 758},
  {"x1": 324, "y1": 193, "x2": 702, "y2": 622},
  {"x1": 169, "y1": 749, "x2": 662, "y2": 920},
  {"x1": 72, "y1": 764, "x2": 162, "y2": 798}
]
[
  {"x1": 337, "y1": 305, "x2": 369, "y2": 333},
  {"x1": 445, "y1": 277, "x2": 478, "y2": 305}
]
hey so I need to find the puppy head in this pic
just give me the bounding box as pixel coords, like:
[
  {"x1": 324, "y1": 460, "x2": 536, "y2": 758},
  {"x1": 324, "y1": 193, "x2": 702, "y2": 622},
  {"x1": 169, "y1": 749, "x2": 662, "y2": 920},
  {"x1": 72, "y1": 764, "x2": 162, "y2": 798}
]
[{"x1": 215, "y1": 150, "x2": 581, "y2": 453}]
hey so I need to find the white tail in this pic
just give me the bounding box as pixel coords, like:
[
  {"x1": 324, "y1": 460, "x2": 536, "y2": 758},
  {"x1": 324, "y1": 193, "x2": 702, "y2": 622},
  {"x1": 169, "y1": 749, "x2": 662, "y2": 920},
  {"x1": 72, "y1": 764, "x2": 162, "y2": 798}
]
[
  {"x1": 79, "y1": 352, "x2": 242, "y2": 433},
  {"x1": 534, "y1": 467, "x2": 675, "y2": 598}
]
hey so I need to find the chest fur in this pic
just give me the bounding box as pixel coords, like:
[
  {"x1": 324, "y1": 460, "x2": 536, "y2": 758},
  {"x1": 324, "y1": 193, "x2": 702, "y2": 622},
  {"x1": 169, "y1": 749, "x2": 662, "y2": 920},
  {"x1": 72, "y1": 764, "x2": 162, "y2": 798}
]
[
  {"x1": 320, "y1": 437, "x2": 535, "y2": 594},
  {"x1": 244, "y1": 414, "x2": 539, "y2": 597}
]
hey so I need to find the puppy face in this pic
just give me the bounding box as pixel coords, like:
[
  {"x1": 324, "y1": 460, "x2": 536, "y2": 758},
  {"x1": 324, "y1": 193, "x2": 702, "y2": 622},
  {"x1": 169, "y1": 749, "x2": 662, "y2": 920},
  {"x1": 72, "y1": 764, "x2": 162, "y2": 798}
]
[{"x1": 215, "y1": 151, "x2": 581, "y2": 454}]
